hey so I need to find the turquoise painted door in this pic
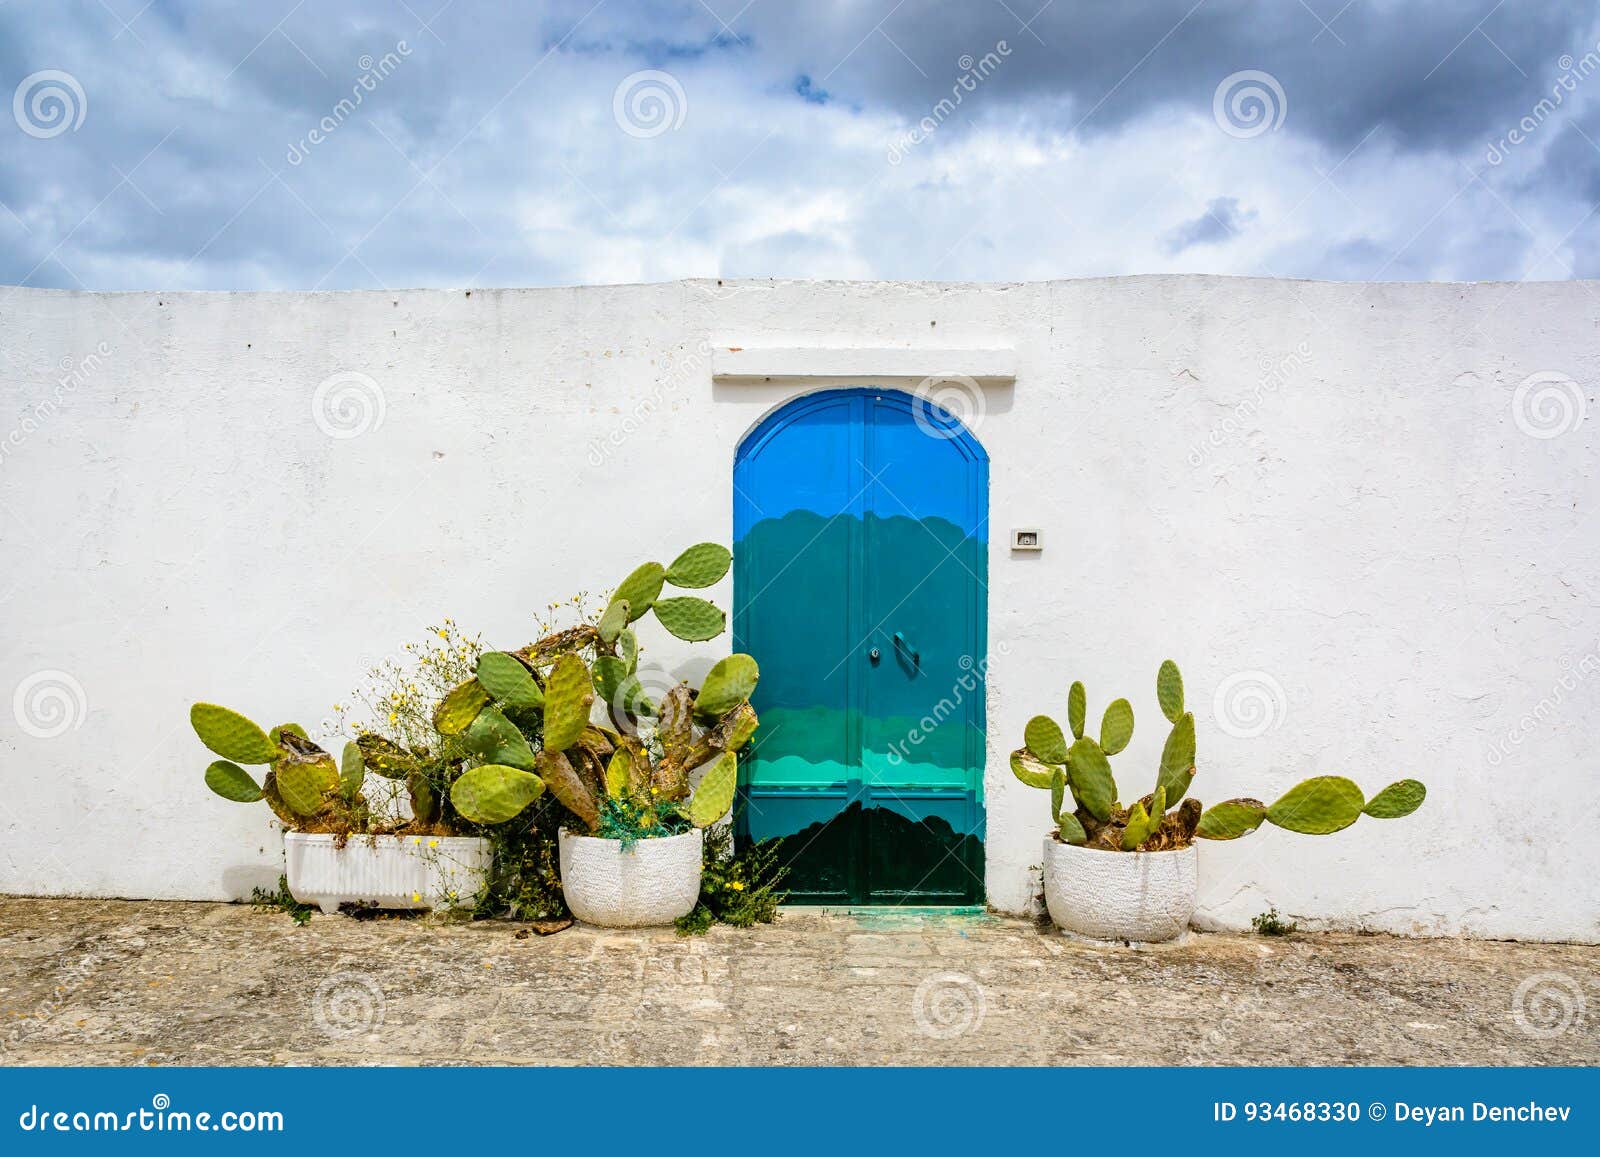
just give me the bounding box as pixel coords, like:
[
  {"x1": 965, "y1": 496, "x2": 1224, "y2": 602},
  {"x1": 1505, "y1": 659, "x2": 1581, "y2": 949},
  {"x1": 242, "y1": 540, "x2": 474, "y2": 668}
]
[{"x1": 733, "y1": 388, "x2": 988, "y2": 905}]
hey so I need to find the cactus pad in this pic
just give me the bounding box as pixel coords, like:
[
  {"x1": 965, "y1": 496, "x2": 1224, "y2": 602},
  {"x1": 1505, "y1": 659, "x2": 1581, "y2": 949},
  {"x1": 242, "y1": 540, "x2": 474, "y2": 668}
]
[
  {"x1": 190, "y1": 704, "x2": 279, "y2": 765},
  {"x1": 1155, "y1": 711, "x2": 1197, "y2": 806},
  {"x1": 355, "y1": 733, "x2": 418, "y2": 780},
  {"x1": 1100, "y1": 698, "x2": 1134, "y2": 755},
  {"x1": 537, "y1": 749, "x2": 598, "y2": 832},
  {"x1": 1056, "y1": 812, "x2": 1087, "y2": 845},
  {"x1": 597, "y1": 599, "x2": 630, "y2": 644},
  {"x1": 665, "y1": 542, "x2": 732, "y2": 588},
  {"x1": 652, "y1": 596, "x2": 726, "y2": 641},
  {"x1": 1009, "y1": 747, "x2": 1056, "y2": 789},
  {"x1": 613, "y1": 562, "x2": 666, "y2": 622},
  {"x1": 1024, "y1": 715, "x2": 1069, "y2": 764},
  {"x1": 450, "y1": 763, "x2": 546, "y2": 825},
  {"x1": 476, "y1": 652, "x2": 544, "y2": 710},
  {"x1": 605, "y1": 747, "x2": 632, "y2": 799},
  {"x1": 1067, "y1": 682, "x2": 1086, "y2": 740},
  {"x1": 463, "y1": 705, "x2": 537, "y2": 771},
  {"x1": 204, "y1": 760, "x2": 263, "y2": 803},
  {"x1": 338, "y1": 741, "x2": 365, "y2": 800},
  {"x1": 591, "y1": 655, "x2": 627, "y2": 705},
  {"x1": 1266, "y1": 776, "x2": 1366, "y2": 834},
  {"x1": 1157, "y1": 659, "x2": 1184, "y2": 723},
  {"x1": 688, "y1": 752, "x2": 737, "y2": 827},
  {"x1": 1195, "y1": 798, "x2": 1268, "y2": 839},
  {"x1": 618, "y1": 628, "x2": 639, "y2": 673},
  {"x1": 696, "y1": 653, "x2": 759, "y2": 717},
  {"x1": 1066, "y1": 736, "x2": 1116, "y2": 821},
  {"x1": 268, "y1": 723, "x2": 307, "y2": 744},
  {"x1": 1363, "y1": 778, "x2": 1426, "y2": 819},
  {"x1": 275, "y1": 756, "x2": 339, "y2": 816},
  {"x1": 542, "y1": 653, "x2": 595, "y2": 753},
  {"x1": 433, "y1": 678, "x2": 492, "y2": 736}
]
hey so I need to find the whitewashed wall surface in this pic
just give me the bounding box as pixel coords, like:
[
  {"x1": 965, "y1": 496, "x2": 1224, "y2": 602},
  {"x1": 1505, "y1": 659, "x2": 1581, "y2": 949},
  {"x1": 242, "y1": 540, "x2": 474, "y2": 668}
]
[{"x1": 1, "y1": 277, "x2": 1596, "y2": 942}]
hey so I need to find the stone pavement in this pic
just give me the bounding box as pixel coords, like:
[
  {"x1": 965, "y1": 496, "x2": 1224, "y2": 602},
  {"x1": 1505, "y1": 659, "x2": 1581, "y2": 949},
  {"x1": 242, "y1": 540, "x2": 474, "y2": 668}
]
[{"x1": 0, "y1": 898, "x2": 1594, "y2": 1066}]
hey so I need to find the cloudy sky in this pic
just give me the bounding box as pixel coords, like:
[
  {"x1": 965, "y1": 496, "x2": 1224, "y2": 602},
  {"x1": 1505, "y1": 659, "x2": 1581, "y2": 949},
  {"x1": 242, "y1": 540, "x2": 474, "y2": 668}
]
[{"x1": 3, "y1": 0, "x2": 1600, "y2": 289}]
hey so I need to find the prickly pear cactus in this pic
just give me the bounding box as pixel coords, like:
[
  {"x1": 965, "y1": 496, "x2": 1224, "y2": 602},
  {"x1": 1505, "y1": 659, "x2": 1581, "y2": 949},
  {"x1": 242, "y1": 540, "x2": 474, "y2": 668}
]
[
  {"x1": 1065, "y1": 737, "x2": 1116, "y2": 822},
  {"x1": 611, "y1": 562, "x2": 666, "y2": 623},
  {"x1": 433, "y1": 678, "x2": 492, "y2": 736},
  {"x1": 664, "y1": 542, "x2": 732, "y2": 589},
  {"x1": 450, "y1": 763, "x2": 546, "y2": 825},
  {"x1": 1024, "y1": 715, "x2": 1069, "y2": 764},
  {"x1": 1067, "y1": 682, "x2": 1086, "y2": 740},
  {"x1": 695, "y1": 653, "x2": 759, "y2": 717},
  {"x1": 475, "y1": 652, "x2": 544, "y2": 710},
  {"x1": 651, "y1": 596, "x2": 726, "y2": 642},
  {"x1": 537, "y1": 748, "x2": 598, "y2": 832},
  {"x1": 688, "y1": 752, "x2": 737, "y2": 827},
  {"x1": 204, "y1": 760, "x2": 263, "y2": 802},
  {"x1": 541, "y1": 653, "x2": 595, "y2": 753},
  {"x1": 1362, "y1": 779, "x2": 1426, "y2": 818},
  {"x1": 1265, "y1": 776, "x2": 1366, "y2": 835},
  {"x1": 1100, "y1": 698, "x2": 1134, "y2": 755},
  {"x1": 191, "y1": 704, "x2": 279, "y2": 765}
]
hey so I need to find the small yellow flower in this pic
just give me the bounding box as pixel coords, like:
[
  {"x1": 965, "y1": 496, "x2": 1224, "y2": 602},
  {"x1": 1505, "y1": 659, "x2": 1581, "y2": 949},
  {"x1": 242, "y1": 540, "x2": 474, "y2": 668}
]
[
  {"x1": 389, "y1": 712, "x2": 398, "y2": 723},
  {"x1": 429, "y1": 838, "x2": 439, "y2": 847},
  {"x1": 729, "y1": 881, "x2": 745, "y2": 891},
  {"x1": 411, "y1": 892, "x2": 422, "y2": 902}
]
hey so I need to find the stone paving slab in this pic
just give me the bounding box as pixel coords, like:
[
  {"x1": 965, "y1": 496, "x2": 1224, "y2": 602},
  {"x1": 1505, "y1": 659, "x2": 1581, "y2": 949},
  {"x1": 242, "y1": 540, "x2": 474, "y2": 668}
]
[{"x1": 0, "y1": 899, "x2": 1594, "y2": 1066}]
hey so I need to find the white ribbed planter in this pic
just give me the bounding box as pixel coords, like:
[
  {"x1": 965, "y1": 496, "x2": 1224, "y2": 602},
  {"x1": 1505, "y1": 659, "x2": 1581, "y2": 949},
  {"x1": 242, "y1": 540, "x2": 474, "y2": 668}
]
[
  {"x1": 559, "y1": 828, "x2": 703, "y2": 928},
  {"x1": 284, "y1": 833, "x2": 491, "y2": 915},
  {"x1": 1042, "y1": 837, "x2": 1197, "y2": 944}
]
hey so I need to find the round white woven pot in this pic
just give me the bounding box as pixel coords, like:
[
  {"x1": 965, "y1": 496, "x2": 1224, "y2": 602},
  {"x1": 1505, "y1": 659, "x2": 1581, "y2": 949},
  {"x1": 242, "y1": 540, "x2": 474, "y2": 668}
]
[
  {"x1": 1042, "y1": 837, "x2": 1197, "y2": 943},
  {"x1": 559, "y1": 828, "x2": 704, "y2": 928}
]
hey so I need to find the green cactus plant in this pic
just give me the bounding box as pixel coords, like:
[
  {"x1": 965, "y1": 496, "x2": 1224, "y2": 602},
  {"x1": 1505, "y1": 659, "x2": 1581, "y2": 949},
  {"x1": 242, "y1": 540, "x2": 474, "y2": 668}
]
[
  {"x1": 191, "y1": 703, "x2": 367, "y2": 828},
  {"x1": 432, "y1": 544, "x2": 757, "y2": 840},
  {"x1": 1012, "y1": 661, "x2": 1426, "y2": 852}
]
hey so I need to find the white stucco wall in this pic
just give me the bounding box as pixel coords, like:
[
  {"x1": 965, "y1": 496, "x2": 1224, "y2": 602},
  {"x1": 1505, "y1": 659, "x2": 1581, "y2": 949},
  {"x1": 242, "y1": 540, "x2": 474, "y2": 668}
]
[{"x1": 1, "y1": 277, "x2": 1596, "y2": 942}]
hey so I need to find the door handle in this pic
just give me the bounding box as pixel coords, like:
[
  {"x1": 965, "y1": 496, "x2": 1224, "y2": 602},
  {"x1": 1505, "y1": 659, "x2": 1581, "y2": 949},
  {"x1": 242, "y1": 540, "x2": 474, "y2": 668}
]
[{"x1": 893, "y1": 632, "x2": 919, "y2": 666}]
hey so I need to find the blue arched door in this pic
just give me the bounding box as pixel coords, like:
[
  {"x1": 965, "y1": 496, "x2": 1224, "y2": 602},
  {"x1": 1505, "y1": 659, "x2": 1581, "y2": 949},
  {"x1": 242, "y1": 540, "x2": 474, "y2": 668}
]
[{"x1": 733, "y1": 389, "x2": 988, "y2": 905}]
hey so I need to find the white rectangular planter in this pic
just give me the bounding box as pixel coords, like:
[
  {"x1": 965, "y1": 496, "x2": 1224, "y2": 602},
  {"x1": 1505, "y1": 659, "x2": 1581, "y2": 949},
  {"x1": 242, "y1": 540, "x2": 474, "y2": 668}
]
[{"x1": 284, "y1": 833, "x2": 492, "y2": 915}]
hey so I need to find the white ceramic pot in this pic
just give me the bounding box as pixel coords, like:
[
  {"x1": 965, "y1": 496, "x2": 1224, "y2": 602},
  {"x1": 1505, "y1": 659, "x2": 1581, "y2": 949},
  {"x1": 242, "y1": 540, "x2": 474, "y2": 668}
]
[
  {"x1": 559, "y1": 828, "x2": 703, "y2": 928},
  {"x1": 284, "y1": 833, "x2": 492, "y2": 915},
  {"x1": 1042, "y1": 836, "x2": 1197, "y2": 943}
]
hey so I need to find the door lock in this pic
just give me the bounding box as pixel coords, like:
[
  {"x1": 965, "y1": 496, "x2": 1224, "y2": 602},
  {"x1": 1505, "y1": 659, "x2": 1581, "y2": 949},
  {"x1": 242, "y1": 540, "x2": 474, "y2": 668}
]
[{"x1": 869, "y1": 647, "x2": 881, "y2": 663}]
